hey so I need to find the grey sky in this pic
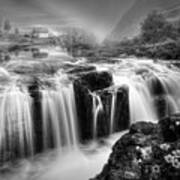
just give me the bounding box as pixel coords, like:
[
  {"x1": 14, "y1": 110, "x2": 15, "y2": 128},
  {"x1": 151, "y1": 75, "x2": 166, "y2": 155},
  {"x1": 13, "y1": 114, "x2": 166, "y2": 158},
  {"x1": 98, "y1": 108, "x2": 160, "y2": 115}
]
[{"x1": 0, "y1": 0, "x2": 135, "y2": 40}]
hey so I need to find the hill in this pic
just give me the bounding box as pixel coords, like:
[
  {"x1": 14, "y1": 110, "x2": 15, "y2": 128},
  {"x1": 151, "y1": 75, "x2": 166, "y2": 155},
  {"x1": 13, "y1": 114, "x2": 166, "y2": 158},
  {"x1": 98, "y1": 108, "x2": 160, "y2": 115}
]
[{"x1": 107, "y1": 0, "x2": 180, "y2": 42}]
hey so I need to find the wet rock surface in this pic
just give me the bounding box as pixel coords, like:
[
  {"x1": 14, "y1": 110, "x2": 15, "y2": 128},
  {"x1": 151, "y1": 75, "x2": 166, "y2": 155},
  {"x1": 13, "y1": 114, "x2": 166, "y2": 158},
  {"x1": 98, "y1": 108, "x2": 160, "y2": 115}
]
[
  {"x1": 91, "y1": 114, "x2": 180, "y2": 180},
  {"x1": 28, "y1": 78, "x2": 44, "y2": 154},
  {"x1": 96, "y1": 86, "x2": 129, "y2": 138},
  {"x1": 75, "y1": 71, "x2": 113, "y2": 92},
  {"x1": 74, "y1": 71, "x2": 113, "y2": 141},
  {"x1": 74, "y1": 71, "x2": 129, "y2": 142}
]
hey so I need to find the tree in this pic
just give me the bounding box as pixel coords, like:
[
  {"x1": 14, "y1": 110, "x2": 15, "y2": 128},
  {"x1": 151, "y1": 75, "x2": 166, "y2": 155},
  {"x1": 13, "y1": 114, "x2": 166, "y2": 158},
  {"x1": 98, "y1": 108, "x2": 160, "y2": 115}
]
[
  {"x1": 60, "y1": 27, "x2": 97, "y2": 56},
  {"x1": 15, "y1": 28, "x2": 19, "y2": 35},
  {"x1": 3, "y1": 19, "x2": 11, "y2": 32},
  {"x1": 140, "y1": 11, "x2": 173, "y2": 44}
]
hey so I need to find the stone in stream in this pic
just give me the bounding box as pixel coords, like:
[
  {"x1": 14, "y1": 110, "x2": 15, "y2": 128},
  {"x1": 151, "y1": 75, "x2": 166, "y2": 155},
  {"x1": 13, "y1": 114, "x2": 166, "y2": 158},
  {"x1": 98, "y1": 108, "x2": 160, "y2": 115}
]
[
  {"x1": 66, "y1": 65, "x2": 96, "y2": 74},
  {"x1": 93, "y1": 86, "x2": 129, "y2": 138},
  {"x1": 74, "y1": 70, "x2": 130, "y2": 142},
  {"x1": 159, "y1": 114, "x2": 180, "y2": 142},
  {"x1": 75, "y1": 71, "x2": 113, "y2": 91},
  {"x1": 112, "y1": 86, "x2": 129, "y2": 132},
  {"x1": 154, "y1": 95, "x2": 167, "y2": 120},
  {"x1": 74, "y1": 71, "x2": 113, "y2": 141},
  {"x1": 91, "y1": 114, "x2": 180, "y2": 180},
  {"x1": 28, "y1": 77, "x2": 44, "y2": 154}
]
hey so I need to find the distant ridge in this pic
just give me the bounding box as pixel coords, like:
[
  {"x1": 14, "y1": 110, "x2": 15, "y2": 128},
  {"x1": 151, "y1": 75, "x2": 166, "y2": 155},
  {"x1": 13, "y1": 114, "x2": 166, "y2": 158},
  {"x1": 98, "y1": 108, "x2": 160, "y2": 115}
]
[
  {"x1": 163, "y1": 4, "x2": 180, "y2": 21},
  {"x1": 107, "y1": 0, "x2": 180, "y2": 42}
]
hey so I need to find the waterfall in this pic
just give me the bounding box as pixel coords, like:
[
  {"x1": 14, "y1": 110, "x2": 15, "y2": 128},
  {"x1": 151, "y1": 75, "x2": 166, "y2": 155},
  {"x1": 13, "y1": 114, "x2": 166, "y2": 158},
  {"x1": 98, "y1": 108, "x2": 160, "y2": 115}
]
[
  {"x1": 0, "y1": 84, "x2": 34, "y2": 161},
  {"x1": 152, "y1": 74, "x2": 180, "y2": 115},
  {"x1": 41, "y1": 80, "x2": 78, "y2": 152},
  {"x1": 0, "y1": 69, "x2": 79, "y2": 161},
  {"x1": 111, "y1": 74, "x2": 158, "y2": 126},
  {"x1": 129, "y1": 79, "x2": 157, "y2": 123},
  {"x1": 110, "y1": 90, "x2": 117, "y2": 134},
  {"x1": 91, "y1": 92, "x2": 103, "y2": 139},
  {"x1": 2, "y1": 58, "x2": 180, "y2": 180},
  {"x1": 1, "y1": 58, "x2": 180, "y2": 165}
]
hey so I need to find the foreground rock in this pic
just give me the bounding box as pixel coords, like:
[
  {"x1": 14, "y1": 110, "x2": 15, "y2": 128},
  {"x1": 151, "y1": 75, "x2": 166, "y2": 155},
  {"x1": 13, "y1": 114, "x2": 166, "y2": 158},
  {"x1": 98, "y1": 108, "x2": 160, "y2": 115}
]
[{"x1": 91, "y1": 115, "x2": 180, "y2": 180}]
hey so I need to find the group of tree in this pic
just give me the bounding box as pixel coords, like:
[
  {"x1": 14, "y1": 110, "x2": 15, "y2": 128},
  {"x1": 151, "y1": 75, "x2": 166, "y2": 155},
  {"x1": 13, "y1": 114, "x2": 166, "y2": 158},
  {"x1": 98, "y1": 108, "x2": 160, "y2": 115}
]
[
  {"x1": 60, "y1": 27, "x2": 98, "y2": 57},
  {"x1": 103, "y1": 11, "x2": 180, "y2": 60},
  {"x1": 57, "y1": 12, "x2": 180, "y2": 60},
  {"x1": 0, "y1": 18, "x2": 20, "y2": 36},
  {"x1": 140, "y1": 11, "x2": 180, "y2": 44}
]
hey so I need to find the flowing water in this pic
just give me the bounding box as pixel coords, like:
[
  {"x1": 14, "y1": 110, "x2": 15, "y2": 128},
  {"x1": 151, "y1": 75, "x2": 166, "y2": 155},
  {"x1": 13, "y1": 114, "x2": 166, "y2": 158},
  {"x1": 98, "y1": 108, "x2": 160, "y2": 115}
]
[
  {"x1": 41, "y1": 83, "x2": 78, "y2": 151},
  {"x1": 0, "y1": 84, "x2": 34, "y2": 161},
  {"x1": 91, "y1": 92, "x2": 103, "y2": 139},
  {"x1": 0, "y1": 56, "x2": 180, "y2": 179},
  {"x1": 110, "y1": 91, "x2": 117, "y2": 134}
]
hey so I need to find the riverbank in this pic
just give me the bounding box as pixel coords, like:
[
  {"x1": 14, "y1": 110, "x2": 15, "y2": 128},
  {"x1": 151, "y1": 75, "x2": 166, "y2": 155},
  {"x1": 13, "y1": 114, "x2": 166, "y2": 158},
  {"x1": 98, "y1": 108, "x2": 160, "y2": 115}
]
[{"x1": 91, "y1": 114, "x2": 180, "y2": 180}]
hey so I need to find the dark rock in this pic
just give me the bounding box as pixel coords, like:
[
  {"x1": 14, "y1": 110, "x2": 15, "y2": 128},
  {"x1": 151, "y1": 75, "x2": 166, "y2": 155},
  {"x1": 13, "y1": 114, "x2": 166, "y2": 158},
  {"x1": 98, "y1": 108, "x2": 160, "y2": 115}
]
[
  {"x1": 67, "y1": 65, "x2": 96, "y2": 74},
  {"x1": 148, "y1": 77, "x2": 166, "y2": 96},
  {"x1": 33, "y1": 52, "x2": 48, "y2": 59},
  {"x1": 96, "y1": 90, "x2": 112, "y2": 138},
  {"x1": 92, "y1": 114, "x2": 180, "y2": 180},
  {"x1": 159, "y1": 114, "x2": 180, "y2": 142},
  {"x1": 76, "y1": 71, "x2": 113, "y2": 92},
  {"x1": 112, "y1": 87, "x2": 130, "y2": 132},
  {"x1": 28, "y1": 77, "x2": 43, "y2": 153},
  {"x1": 74, "y1": 79, "x2": 94, "y2": 141},
  {"x1": 74, "y1": 70, "x2": 129, "y2": 142},
  {"x1": 95, "y1": 86, "x2": 129, "y2": 138},
  {"x1": 154, "y1": 96, "x2": 168, "y2": 119},
  {"x1": 74, "y1": 71, "x2": 113, "y2": 142},
  {"x1": 130, "y1": 122, "x2": 158, "y2": 135}
]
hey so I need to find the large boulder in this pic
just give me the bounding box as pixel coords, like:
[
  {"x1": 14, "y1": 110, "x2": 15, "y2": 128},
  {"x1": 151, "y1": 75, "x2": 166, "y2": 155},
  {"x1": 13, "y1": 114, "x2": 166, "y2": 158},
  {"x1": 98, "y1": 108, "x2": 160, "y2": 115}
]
[
  {"x1": 28, "y1": 77, "x2": 43, "y2": 154},
  {"x1": 73, "y1": 71, "x2": 113, "y2": 142},
  {"x1": 75, "y1": 71, "x2": 113, "y2": 91},
  {"x1": 110, "y1": 86, "x2": 129, "y2": 133},
  {"x1": 91, "y1": 115, "x2": 180, "y2": 180},
  {"x1": 154, "y1": 95, "x2": 167, "y2": 120},
  {"x1": 96, "y1": 86, "x2": 129, "y2": 138},
  {"x1": 159, "y1": 114, "x2": 180, "y2": 142},
  {"x1": 66, "y1": 65, "x2": 96, "y2": 74},
  {"x1": 73, "y1": 71, "x2": 130, "y2": 142}
]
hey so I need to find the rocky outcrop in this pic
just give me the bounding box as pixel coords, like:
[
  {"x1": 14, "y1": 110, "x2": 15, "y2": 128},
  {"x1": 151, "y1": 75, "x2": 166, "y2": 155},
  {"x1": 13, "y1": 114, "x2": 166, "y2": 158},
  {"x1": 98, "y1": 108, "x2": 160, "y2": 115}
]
[
  {"x1": 74, "y1": 71, "x2": 113, "y2": 141},
  {"x1": 28, "y1": 77, "x2": 44, "y2": 154},
  {"x1": 159, "y1": 114, "x2": 180, "y2": 142},
  {"x1": 96, "y1": 86, "x2": 129, "y2": 138},
  {"x1": 91, "y1": 114, "x2": 180, "y2": 180},
  {"x1": 74, "y1": 71, "x2": 130, "y2": 142}
]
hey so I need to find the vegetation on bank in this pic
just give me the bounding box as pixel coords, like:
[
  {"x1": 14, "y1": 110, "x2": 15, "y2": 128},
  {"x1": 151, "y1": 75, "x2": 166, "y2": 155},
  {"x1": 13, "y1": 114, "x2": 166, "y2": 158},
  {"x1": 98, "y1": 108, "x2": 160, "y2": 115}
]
[
  {"x1": 92, "y1": 115, "x2": 180, "y2": 180},
  {"x1": 1, "y1": 11, "x2": 180, "y2": 62},
  {"x1": 112, "y1": 11, "x2": 180, "y2": 60},
  {"x1": 60, "y1": 11, "x2": 180, "y2": 60},
  {"x1": 100, "y1": 11, "x2": 180, "y2": 60}
]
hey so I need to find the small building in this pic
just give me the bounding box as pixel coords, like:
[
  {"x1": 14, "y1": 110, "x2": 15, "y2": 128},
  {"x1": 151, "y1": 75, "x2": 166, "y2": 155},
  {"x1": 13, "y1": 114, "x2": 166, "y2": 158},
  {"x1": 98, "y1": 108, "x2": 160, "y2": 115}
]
[{"x1": 32, "y1": 27, "x2": 50, "y2": 39}]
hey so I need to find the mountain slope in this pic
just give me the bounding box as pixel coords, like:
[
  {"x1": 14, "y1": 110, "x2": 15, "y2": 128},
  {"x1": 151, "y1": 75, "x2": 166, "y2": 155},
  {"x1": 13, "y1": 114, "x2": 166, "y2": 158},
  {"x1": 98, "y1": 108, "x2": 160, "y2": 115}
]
[
  {"x1": 163, "y1": 4, "x2": 180, "y2": 21},
  {"x1": 107, "y1": 0, "x2": 180, "y2": 42}
]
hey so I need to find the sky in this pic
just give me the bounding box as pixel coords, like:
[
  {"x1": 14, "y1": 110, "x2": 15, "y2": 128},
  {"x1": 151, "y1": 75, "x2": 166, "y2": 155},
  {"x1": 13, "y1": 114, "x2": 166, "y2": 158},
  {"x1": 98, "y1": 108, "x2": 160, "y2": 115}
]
[{"x1": 0, "y1": 0, "x2": 135, "y2": 41}]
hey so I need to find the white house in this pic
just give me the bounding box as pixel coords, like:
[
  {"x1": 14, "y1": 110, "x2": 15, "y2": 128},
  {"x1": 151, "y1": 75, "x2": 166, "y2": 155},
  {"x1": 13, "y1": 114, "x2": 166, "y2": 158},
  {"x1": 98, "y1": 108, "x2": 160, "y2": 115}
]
[{"x1": 32, "y1": 27, "x2": 50, "y2": 38}]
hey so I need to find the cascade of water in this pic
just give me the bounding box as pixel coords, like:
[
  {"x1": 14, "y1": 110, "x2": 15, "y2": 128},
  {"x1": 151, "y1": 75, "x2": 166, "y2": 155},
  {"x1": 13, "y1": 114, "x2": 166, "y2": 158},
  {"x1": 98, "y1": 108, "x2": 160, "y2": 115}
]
[
  {"x1": 129, "y1": 78, "x2": 158, "y2": 123},
  {"x1": 110, "y1": 90, "x2": 117, "y2": 134},
  {"x1": 41, "y1": 80, "x2": 78, "y2": 152},
  {"x1": 154, "y1": 75, "x2": 180, "y2": 115},
  {"x1": 112, "y1": 74, "x2": 158, "y2": 125},
  {"x1": 0, "y1": 84, "x2": 34, "y2": 161},
  {"x1": 91, "y1": 92, "x2": 103, "y2": 139}
]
